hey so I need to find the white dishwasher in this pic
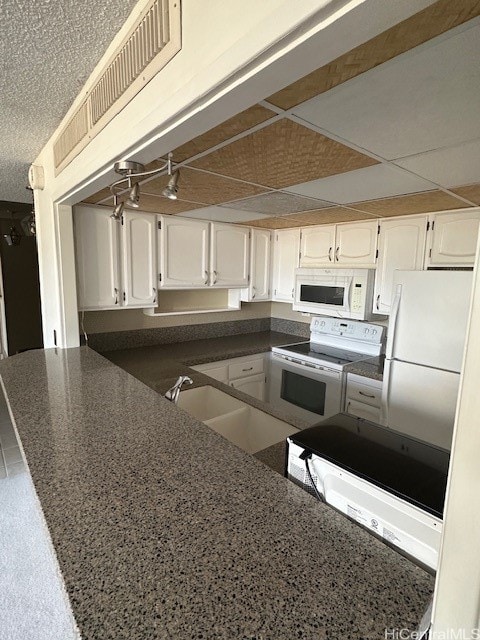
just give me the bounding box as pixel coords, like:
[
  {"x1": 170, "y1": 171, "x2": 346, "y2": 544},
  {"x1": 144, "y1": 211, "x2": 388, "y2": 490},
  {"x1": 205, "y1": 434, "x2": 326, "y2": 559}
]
[{"x1": 286, "y1": 413, "x2": 449, "y2": 571}]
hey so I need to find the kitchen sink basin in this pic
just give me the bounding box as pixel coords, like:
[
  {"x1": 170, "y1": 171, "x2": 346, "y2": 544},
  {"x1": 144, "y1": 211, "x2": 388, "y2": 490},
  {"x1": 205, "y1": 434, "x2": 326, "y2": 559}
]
[{"x1": 178, "y1": 385, "x2": 298, "y2": 453}]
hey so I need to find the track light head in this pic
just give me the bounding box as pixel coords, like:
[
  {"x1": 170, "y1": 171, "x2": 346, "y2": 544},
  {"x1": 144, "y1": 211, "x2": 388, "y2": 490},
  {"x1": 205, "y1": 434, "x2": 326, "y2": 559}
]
[
  {"x1": 162, "y1": 170, "x2": 180, "y2": 200},
  {"x1": 126, "y1": 182, "x2": 140, "y2": 208},
  {"x1": 111, "y1": 198, "x2": 124, "y2": 220}
]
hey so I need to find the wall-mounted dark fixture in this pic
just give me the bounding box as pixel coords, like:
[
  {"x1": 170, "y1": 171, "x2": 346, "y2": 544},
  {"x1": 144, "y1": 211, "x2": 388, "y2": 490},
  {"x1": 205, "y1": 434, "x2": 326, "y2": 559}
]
[
  {"x1": 109, "y1": 152, "x2": 179, "y2": 220},
  {"x1": 4, "y1": 225, "x2": 21, "y2": 246}
]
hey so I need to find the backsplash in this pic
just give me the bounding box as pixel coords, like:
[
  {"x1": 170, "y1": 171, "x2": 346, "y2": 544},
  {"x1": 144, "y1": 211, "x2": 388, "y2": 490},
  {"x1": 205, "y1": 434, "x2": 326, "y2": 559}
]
[{"x1": 270, "y1": 318, "x2": 310, "y2": 338}]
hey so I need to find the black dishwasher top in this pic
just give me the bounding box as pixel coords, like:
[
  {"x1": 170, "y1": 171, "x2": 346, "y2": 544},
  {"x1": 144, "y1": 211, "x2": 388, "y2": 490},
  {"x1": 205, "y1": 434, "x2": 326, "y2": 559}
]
[{"x1": 287, "y1": 413, "x2": 450, "y2": 518}]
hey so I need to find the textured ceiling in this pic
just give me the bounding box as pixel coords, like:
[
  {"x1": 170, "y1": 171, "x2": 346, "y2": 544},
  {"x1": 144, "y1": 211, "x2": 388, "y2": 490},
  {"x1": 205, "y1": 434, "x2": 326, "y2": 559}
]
[{"x1": 0, "y1": 0, "x2": 139, "y2": 203}]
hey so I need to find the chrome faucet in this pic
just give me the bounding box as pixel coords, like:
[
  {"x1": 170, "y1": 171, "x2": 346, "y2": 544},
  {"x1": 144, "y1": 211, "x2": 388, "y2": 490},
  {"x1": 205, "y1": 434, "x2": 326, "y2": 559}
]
[{"x1": 165, "y1": 375, "x2": 193, "y2": 403}]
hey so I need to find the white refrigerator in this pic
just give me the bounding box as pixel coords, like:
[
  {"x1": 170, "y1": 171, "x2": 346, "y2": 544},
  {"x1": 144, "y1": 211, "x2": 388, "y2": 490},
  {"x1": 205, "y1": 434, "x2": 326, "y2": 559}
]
[{"x1": 381, "y1": 270, "x2": 473, "y2": 450}]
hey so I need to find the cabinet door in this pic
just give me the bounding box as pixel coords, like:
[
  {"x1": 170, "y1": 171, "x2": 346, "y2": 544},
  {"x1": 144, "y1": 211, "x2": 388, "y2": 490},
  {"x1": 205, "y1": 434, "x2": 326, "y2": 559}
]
[
  {"x1": 160, "y1": 216, "x2": 209, "y2": 288},
  {"x1": 335, "y1": 220, "x2": 378, "y2": 265},
  {"x1": 428, "y1": 209, "x2": 480, "y2": 266},
  {"x1": 373, "y1": 216, "x2": 427, "y2": 315},
  {"x1": 230, "y1": 373, "x2": 266, "y2": 401},
  {"x1": 210, "y1": 223, "x2": 249, "y2": 287},
  {"x1": 249, "y1": 229, "x2": 271, "y2": 300},
  {"x1": 122, "y1": 210, "x2": 157, "y2": 307},
  {"x1": 272, "y1": 229, "x2": 300, "y2": 302},
  {"x1": 299, "y1": 225, "x2": 335, "y2": 266},
  {"x1": 345, "y1": 398, "x2": 381, "y2": 422},
  {"x1": 74, "y1": 206, "x2": 120, "y2": 310}
]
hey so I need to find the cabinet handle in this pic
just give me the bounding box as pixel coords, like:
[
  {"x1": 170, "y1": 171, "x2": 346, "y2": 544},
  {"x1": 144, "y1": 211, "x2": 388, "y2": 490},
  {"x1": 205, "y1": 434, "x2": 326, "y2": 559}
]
[
  {"x1": 335, "y1": 247, "x2": 339, "y2": 261},
  {"x1": 242, "y1": 367, "x2": 253, "y2": 372},
  {"x1": 153, "y1": 288, "x2": 157, "y2": 304},
  {"x1": 252, "y1": 286, "x2": 256, "y2": 300},
  {"x1": 213, "y1": 270, "x2": 218, "y2": 285},
  {"x1": 359, "y1": 391, "x2": 375, "y2": 399},
  {"x1": 114, "y1": 288, "x2": 118, "y2": 305},
  {"x1": 376, "y1": 294, "x2": 380, "y2": 311},
  {"x1": 204, "y1": 270, "x2": 209, "y2": 285},
  {"x1": 328, "y1": 247, "x2": 332, "y2": 262},
  {"x1": 291, "y1": 287, "x2": 295, "y2": 299},
  {"x1": 346, "y1": 401, "x2": 351, "y2": 412}
]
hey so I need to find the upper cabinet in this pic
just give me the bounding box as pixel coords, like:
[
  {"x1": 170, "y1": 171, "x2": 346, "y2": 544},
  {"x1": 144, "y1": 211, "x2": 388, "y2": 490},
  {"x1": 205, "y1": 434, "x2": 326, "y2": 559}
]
[
  {"x1": 74, "y1": 205, "x2": 157, "y2": 311},
  {"x1": 300, "y1": 220, "x2": 378, "y2": 267},
  {"x1": 272, "y1": 228, "x2": 301, "y2": 302},
  {"x1": 210, "y1": 223, "x2": 250, "y2": 287},
  {"x1": 241, "y1": 228, "x2": 271, "y2": 302},
  {"x1": 159, "y1": 216, "x2": 210, "y2": 288},
  {"x1": 122, "y1": 211, "x2": 157, "y2": 307},
  {"x1": 426, "y1": 209, "x2": 480, "y2": 267},
  {"x1": 373, "y1": 215, "x2": 427, "y2": 315}
]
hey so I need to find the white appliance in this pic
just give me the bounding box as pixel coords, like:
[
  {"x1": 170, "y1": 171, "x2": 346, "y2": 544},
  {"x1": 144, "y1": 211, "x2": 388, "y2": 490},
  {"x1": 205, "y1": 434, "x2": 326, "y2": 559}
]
[
  {"x1": 269, "y1": 317, "x2": 384, "y2": 424},
  {"x1": 382, "y1": 270, "x2": 473, "y2": 450},
  {"x1": 293, "y1": 268, "x2": 376, "y2": 320},
  {"x1": 286, "y1": 414, "x2": 449, "y2": 570}
]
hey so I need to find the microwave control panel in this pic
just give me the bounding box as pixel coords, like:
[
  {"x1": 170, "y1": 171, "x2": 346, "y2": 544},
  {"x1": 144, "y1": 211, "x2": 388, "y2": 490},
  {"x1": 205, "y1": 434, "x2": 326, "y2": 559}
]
[{"x1": 351, "y1": 281, "x2": 364, "y2": 313}]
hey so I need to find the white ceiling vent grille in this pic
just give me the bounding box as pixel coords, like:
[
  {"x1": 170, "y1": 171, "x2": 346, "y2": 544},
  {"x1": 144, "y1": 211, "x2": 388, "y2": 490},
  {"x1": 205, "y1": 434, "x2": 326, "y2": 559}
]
[{"x1": 53, "y1": 0, "x2": 181, "y2": 175}]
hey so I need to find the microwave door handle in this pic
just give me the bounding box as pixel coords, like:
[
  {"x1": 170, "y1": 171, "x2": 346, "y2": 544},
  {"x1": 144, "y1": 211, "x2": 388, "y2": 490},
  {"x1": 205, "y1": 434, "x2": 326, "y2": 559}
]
[
  {"x1": 386, "y1": 284, "x2": 402, "y2": 360},
  {"x1": 344, "y1": 279, "x2": 352, "y2": 311}
]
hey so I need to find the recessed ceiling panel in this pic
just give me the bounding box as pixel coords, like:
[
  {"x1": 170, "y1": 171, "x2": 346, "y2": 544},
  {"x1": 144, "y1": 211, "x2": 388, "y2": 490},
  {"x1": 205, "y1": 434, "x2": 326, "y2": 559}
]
[
  {"x1": 284, "y1": 207, "x2": 378, "y2": 225},
  {"x1": 141, "y1": 167, "x2": 267, "y2": 204},
  {"x1": 284, "y1": 164, "x2": 436, "y2": 204},
  {"x1": 125, "y1": 194, "x2": 205, "y2": 214},
  {"x1": 267, "y1": 0, "x2": 480, "y2": 109},
  {"x1": 350, "y1": 190, "x2": 469, "y2": 217},
  {"x1": 172, "y1": 104, "x2": 275, "y2": 161},
  {"x1": 225, "y1": 191, "x2": 332, "y2": 215},
  {"x1": 394, "y1": 138, "x2": 480, "y2": 187},
  {"x1": 292, "y1": 23, "x2": 480, "y2": 160},
  {"x1": 191, "y1": 119, "x2": 378, "y2": 189},
  {"x1": 246, "y1": 216, "x2": 306, "y2": 229},
  {"x1": 180, "y1": 206, "x2": 271, "y2": 223},
  {"x1": 450, "y1": 183, "x2": 480, "y2": 205}
]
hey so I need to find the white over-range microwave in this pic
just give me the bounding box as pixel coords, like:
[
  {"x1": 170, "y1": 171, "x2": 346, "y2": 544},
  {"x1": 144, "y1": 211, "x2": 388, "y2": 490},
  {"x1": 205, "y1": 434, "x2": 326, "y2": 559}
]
[{"x1": 293, "y1": 268, "x2": 376, "y2": 320}]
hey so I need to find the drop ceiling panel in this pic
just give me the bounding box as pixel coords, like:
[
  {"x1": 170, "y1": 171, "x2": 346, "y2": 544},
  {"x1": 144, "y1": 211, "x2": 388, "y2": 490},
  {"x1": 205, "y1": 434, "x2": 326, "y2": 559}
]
[
  {"x1": 172, "y1": 104, "x2": 275, "y2": 161},
  {"x1": 292, "y1": 23, "x2": 480, "y2": 160},
  {"x1": 267, "y1": 0, "x2": 480, "y2": 109},
  {"x1": 284, "y1": 164, "x2": 436, "y2": 204},
  {"x1": 225, "y1": 191, "x2": 332, "y2": 215},
  {"x1": 142, "y1": 167, "x2": 268, "y2": 204},
  {"x1": 125, "y1": 195, "x2": 205, "y2": 215},
  {"x1": 351, "y1": 190, "x2": 470, "y2": 216},
  {"x1": 179, "y1": 206, "x2": 271, "y2": 223},
  {"x1": 284, "y1": 207, "x2": 378, "y2": 225},
  {"x1": 394, "y1": 138, "x2": 480, "y2": 187},
  {"x1": 246, "y1": 216, "x2": 306, "y2": 229},
  {"x1": 191, "y1": 119, "x2": 378, "y2": 189},
  {"x1": 450, "y1": 183, "x2": 480, "y2": 205},
  {"x1": 82, "y1": 187, "x2": 112, "y2": 204}
]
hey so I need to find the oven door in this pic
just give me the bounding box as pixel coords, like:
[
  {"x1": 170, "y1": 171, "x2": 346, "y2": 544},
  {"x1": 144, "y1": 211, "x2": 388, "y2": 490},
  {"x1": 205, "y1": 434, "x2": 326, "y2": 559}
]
[
  {"x1": 267, "y1": 354, "x2": 343, "y2": 424},
  {"x1": 294, "y1": 276, "x2": 352, "y2": 315}
]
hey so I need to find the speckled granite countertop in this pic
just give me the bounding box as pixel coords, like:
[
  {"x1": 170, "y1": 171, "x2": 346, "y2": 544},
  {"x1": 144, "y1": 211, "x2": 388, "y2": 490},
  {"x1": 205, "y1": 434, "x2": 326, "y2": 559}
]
[
  {"x1": 344, "y1": 355, "x2": 385, "y2": 381},
  {"x1": 0, "y1": 346, "x2": 432, "y2": 639}
]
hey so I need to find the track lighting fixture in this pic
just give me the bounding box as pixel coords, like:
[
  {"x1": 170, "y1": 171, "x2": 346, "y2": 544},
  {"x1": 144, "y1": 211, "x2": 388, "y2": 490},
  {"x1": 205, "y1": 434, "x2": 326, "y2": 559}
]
[
  {"x1": 162, "y1": 171, "x2": 180, "y2": 200},
  {"x1": 109, "y1": 152, "x2": 177, "y2": 219}
]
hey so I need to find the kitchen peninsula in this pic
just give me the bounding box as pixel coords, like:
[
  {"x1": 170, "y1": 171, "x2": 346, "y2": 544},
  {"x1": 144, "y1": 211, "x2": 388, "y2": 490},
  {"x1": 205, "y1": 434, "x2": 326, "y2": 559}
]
[{"x1": 0, "y1": 343, "x2": 433, "y2": 639}]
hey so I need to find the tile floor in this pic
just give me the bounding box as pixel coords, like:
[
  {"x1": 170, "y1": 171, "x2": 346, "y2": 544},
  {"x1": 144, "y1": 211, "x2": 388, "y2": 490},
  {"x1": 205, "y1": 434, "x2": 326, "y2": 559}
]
[{"x1": 0, "y1": 390, "x2": 25, "y2": 478}]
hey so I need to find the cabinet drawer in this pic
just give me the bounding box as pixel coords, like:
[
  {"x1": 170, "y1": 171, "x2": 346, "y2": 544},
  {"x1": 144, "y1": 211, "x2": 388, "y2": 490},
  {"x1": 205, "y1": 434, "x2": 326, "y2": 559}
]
[
  {"x1": 345, "y1": 398, "x2": 381, "y2": 422},
  {"x1": 346, "y1": 375, "x2": 382, "y2": 407},
  {"x1": 228, "y1": 357, "x2": 264, "y2": 380}
]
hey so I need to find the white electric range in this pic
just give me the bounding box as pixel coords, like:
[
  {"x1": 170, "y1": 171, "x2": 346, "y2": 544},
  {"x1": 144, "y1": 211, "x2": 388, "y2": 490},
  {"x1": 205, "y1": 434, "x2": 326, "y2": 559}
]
[{"x1": 269, "y1": 317, "x2": 385, "y2": 424}]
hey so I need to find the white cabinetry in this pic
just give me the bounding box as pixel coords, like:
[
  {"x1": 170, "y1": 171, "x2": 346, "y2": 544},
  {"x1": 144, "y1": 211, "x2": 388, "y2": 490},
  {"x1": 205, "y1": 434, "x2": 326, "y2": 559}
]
[
  {"x1": 210, "y1": 223, "x2": 250, "y2": 287},
  {"x1": 373, "y1": 215, "x2": 427, "y2": 315},
  {"x1": 122, "y1": 211, "x2": 157, "y2": 307},
  {"x1": 426, "y1": 209, "x2": 480, "y2": 267},
  {"x1": 344, "y1": 374, "x2": 383, "y2": 422},
  {"x1": 74, "y1": 205, "x2": 156, "y2": 310},
  {"x1": 299, "y1": 220, "x2": 378, "y2": 267},
  {"x1": 159, "y1": 216, "x2": 209, "y2": 288},
  {"x1": 272, "y1": 229, "x2": 300, "y2": 302},
  {"x1": 191, "y1": 353, "x2": 267, "y2": 402},
  {"x1": 242, "y1": 229, "x2": 271, "y2": 302}
]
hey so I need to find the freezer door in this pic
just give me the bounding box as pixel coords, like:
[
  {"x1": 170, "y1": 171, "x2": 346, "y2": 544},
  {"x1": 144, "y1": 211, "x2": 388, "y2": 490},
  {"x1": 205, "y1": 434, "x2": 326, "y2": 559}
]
[
  {"x1": 382, "y1": 359, "x2": 460, "y2": 450},
  {"x1": 388, "y1": 271, "x2": 473, "y2": 372}
]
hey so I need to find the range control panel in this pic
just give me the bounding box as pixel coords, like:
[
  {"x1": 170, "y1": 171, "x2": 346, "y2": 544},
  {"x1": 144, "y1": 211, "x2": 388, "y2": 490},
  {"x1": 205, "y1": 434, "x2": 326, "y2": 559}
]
[{"x1": 310, "y1": 316, "x2": 384, "y2": 344}]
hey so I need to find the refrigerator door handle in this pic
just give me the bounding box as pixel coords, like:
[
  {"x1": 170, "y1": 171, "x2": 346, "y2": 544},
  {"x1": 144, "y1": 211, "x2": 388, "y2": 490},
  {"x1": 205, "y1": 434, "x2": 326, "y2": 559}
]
[
  {"x1": 386, "y1": 284, "x2": 402, "y2": 360},
  {"x1": 380, "y1": 359, "x2": 392, "y2": 426}
]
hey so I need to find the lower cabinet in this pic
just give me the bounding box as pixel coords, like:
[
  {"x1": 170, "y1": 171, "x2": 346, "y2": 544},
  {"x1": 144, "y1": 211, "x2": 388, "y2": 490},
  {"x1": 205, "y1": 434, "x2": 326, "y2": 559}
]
[
  {"x1": 344, "y1": 373, "x2": 383, "y2": 422},
  {"x1": 191, "y1": 353, "x2": 267, "y2": 402}
]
